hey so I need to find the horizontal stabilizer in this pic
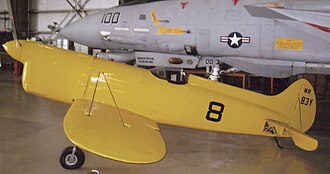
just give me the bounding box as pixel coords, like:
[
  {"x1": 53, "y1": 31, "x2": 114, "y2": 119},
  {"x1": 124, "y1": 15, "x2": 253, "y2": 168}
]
[
  {"x1": 267, "y1": 119, "x2": 318, "y2": 151},
  {"x1": 64, "y1": 99, "x2": 166, "y2": 163}
]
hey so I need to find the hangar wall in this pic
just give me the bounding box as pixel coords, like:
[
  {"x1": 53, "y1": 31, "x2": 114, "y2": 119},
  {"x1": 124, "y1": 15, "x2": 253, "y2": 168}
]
[
  {"x1": 29, "y1": 0, "x2": 118, "y2": 41},
  {"x1": 0, "y1": 0, "x2": 118, "y2": 52},
  {"x1": 0, "y1": 1, "x2": 11, "y2": 32}
]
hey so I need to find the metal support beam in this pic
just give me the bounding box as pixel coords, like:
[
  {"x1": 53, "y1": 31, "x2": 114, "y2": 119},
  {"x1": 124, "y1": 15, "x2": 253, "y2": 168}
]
[
  {"x1": 72, "y1": 0, "x2": 89, "y2": 16},
  {"x1": 65, "y1": 0, "x2": 83, "y2": 18},
  {"x1": 27, "y1": 0, "x2": 92, "y2": 42},
  {"x1": 0, "y1": 11, "x2": 9, "y2": 15},
  {"x1": 29, "y1": 8, "x2": 107, "y2": 14},
  {"x1": 7, "y1": 0, "x2": 28, "y2": 39},
  {"x1": 6, "y1": 0, "x2": 18, "y2": 40}
]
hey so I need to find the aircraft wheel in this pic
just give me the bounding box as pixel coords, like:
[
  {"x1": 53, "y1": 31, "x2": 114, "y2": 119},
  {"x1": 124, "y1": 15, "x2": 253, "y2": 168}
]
[{"x1": 60, "y1": 146, "x2": 85, "y2": 169}]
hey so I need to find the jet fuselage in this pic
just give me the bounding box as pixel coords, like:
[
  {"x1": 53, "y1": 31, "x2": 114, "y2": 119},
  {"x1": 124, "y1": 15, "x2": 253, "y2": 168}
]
[
  {"x1": 60, "y1": 0, "x2": 330, "y2": 78},
  {"x1": 61, "y1": 0, "x2": 330, "y2": 62}
]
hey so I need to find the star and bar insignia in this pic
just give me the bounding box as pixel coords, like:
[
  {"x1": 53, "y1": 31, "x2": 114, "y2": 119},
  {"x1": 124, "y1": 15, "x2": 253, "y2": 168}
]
[{"x1": 220, "y1": 32, "x2": 250, "y2": 49}]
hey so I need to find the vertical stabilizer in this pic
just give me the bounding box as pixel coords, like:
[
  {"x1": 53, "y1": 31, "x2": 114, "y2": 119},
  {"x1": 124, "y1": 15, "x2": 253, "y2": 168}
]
[
  {"x1": 275, "y1": 79, "x2": 316, "y2": 132},
  {"x1": 269, "y1": 79, "x2": 317, "y2": 151}
]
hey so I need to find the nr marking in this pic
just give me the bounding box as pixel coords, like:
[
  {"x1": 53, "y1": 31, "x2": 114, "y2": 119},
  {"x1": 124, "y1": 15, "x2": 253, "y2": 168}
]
[{"x1": 304, "y1": 88, "x2": 311, "y2": 94}]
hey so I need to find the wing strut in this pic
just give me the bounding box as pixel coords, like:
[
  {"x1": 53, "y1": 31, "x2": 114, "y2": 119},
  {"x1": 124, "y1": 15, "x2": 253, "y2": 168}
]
[
  {"x1": 102, "y1": 72, "x2": 130, "y2": 128},
  {"x1": 86, "y1": 72, "x2": 101, "y2": 116},
  {"x1": 87, "y1": 72, "x2": 128, "y2": 127}
]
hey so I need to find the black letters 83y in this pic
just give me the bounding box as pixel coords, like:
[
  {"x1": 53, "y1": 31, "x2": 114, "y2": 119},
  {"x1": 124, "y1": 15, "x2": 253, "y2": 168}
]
[{"x1": 206, "y1": 101, "x2": 225, "y2": 122}]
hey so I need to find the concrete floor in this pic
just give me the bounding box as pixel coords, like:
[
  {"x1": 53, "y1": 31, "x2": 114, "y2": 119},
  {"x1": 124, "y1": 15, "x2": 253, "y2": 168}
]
[{"x1": 1, "y1": 69, "x2": 330, "y2": 174}]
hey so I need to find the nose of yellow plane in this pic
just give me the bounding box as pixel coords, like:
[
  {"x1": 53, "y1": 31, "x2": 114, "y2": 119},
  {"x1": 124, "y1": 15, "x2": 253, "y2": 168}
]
[{"x1": 2, "y1": 40, "x2": 27, "y2": 63}]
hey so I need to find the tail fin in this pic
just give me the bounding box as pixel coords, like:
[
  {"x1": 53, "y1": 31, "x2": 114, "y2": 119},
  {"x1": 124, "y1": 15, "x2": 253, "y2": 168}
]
[
  {"x1": 275, "y1": 79, "x2": 316, "y2": 132},
  {"x1": 271, "y1": 79, "x2": 317, "y2": 151}
]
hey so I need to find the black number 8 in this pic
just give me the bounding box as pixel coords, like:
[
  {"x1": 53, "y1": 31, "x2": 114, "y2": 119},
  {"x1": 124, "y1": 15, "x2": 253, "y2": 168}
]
[{"x1": 206, "y1": 101, "x2": 225, "y2": 122}]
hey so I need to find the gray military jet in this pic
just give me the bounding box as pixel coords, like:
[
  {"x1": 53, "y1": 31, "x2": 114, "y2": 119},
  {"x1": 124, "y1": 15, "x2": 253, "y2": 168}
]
[{"x1": 60, "y1": 0, "x2": 330, "y2": 78}]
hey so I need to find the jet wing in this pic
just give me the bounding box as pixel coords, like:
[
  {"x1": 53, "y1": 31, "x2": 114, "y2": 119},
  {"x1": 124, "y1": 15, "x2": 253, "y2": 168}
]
[
  {"x1": 256, "y1": 1, "x2": 330, "y2": 13},
  {"x1": 245, "y1": 3, "x2": 330, "y2": 32},
  {"x1": 63, "y1": 99, "x2": 166, "y2": 163}
]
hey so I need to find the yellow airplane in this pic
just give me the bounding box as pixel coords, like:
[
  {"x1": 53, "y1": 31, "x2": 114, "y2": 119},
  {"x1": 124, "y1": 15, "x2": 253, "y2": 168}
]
[{"x1": 3, "y1": 40, "x2": 318, "y2": 169}]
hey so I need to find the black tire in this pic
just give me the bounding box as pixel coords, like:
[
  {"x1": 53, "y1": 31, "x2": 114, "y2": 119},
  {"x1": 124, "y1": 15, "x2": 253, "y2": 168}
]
[{"x1": 59, "y1": 146, "x2": 85, "y2": 169}]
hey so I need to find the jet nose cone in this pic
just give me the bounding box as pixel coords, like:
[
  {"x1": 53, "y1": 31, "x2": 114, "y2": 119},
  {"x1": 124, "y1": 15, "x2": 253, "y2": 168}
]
[
  {"x1": 2, "y1": 40, "x2": 27, "y2": 63},
  {"x1": 60, "y1": 12, "x2": 105, "y2": 48}
]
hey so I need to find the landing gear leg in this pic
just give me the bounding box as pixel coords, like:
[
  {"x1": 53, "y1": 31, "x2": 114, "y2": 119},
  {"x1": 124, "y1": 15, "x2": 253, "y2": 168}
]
[
  {"x1": 208, "y1": 65, "x2": 221, "y2": 81},
  {"x1": 274, "y1": 137, "x2": 284, "y2": 149},
  {"x1": 59, "y1": 146, "x2": 85, "y2": 169},
  {"x1": 271, "y1": 128, "x2": 284, "y2": 149},
  {"x1": 208, "y1": 65, "x2": 238, "y2": 81}
]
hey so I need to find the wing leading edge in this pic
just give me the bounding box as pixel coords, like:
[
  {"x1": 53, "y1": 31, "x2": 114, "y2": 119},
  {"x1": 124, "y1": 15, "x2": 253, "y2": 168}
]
[{"x1": 245, "y1": 4, "x2": 330, "y2": 32}]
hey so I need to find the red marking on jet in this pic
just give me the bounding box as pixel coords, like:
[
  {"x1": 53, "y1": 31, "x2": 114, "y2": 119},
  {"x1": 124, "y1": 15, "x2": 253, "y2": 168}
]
[
  {"x1": 233, "y1": 0, "x2": 239, "y2": 5},
  {"x1": 306, "y1": 23, "x2": 330, "y2": 33},
  {"x1": 181, "y1": 2, "x2": 189, "y2": 9}
]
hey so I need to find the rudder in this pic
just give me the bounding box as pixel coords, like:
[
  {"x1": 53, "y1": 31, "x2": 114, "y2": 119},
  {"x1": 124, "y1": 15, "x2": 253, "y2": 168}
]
[{"x1": 275, "y1": 79, "x2": 316, "y2": 133}]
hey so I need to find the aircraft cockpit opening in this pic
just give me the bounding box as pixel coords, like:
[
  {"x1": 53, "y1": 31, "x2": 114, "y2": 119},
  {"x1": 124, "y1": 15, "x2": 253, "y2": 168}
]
[{"x1": 150, "y1": 68, "x2": 188, "y2": 84}]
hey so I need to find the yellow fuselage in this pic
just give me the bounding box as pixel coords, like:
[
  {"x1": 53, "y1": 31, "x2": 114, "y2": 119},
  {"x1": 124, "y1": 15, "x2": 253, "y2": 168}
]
[{"x1": 4, "y1": 41, "x2": 316, "y2": 138}]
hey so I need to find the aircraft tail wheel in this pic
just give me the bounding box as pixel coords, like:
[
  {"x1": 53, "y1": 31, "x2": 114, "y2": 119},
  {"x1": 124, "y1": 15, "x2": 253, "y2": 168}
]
[{"x1": 60, "y1": 146, "x2": 85, "y2": 169}]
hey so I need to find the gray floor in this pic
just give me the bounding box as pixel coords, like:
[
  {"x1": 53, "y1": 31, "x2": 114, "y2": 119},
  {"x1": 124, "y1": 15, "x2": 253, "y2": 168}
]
[{"x1": 1, "y1": 69, "x2": 330, "y2": 174}]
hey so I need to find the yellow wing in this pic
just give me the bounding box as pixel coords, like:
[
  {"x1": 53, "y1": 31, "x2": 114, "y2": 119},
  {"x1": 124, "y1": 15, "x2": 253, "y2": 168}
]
[{"x1": 63, "y1": 99, "x2": 166, "y2": 163}]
